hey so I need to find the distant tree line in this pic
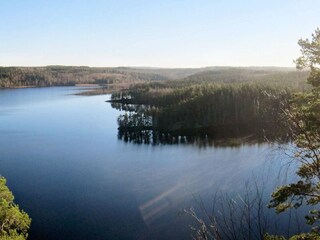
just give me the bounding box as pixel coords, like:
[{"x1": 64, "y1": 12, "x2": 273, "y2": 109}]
[
  {"x1": 0, "y1": 66, "x2": 308, "y2": 90},
  {"x1": 0, "y1": 66, "x2": 169, "y2": 88}
]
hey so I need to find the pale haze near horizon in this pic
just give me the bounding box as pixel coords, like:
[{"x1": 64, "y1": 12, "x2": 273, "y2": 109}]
[{"x1": 1, "y1": 0, "x2": 319, "y2": 68}]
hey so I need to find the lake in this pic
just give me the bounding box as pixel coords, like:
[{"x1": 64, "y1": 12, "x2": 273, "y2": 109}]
[{"x1": 0, "y1": 87, "x2": 306, "y2": 239}]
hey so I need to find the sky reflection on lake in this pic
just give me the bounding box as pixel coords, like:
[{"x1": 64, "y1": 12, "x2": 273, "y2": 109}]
[{"x1": 0, "y1": 87, "x2": 304, "y2": 239}]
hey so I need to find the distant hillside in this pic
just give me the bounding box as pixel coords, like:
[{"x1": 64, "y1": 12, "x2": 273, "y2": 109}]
[
  {"x1": 125, "y1": 67, "x2": 209, "y2": 79},
  {"x1": 0, "y1": 66, "x2": 307, "y2": 89},
  {"x1": 170, "y1": 67, "x2": 309, "y2": 90}
]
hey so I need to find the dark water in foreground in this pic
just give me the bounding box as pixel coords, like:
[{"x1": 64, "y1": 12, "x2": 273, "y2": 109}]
[{"x1": 0, "y1": 87, "x2": 305, "y2": 239}]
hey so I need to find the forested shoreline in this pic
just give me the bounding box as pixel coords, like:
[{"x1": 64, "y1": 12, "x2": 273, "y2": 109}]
[{"x1": 109, "y1": 71, "x2": 307, "y2": 145}]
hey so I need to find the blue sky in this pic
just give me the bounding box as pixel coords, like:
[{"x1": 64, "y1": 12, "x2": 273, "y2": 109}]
[{"x1": 1, "y1": 0, "x2": 319, "y2": 67}]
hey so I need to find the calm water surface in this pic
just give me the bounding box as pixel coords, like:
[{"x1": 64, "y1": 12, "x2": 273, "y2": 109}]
[{"x1": 0, "y1": 87, "x2": 298, "y2": 239}]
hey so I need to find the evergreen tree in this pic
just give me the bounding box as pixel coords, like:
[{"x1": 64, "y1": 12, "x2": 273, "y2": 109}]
[
  {"x1": 0, "y1": 177, "x2": 31, "y2": 240},
  {"x1": 269, "y1": 28, "x2": 320, "y2": 233}
]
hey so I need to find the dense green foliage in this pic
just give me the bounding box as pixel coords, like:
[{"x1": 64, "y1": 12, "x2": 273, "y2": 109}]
[
  {"x1": 0, "y1": 177, "x2": 31, "y2": 240},
  {"x1": 154, "y1": 84, "x2": 288, "y2": 134},
  {"x1": 111, "y1": 80, "x2": 293, "y2": 145}
]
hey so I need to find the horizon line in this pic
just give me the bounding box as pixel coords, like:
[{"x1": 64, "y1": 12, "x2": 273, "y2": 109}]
[{"x1": 0, "y1": 65, "x2": 297, "y2": 69}]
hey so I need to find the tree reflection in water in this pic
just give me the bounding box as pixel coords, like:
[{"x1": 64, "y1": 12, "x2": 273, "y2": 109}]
[{"x1": 112, "y1": 102, "x2": 289, "y2": 147}]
